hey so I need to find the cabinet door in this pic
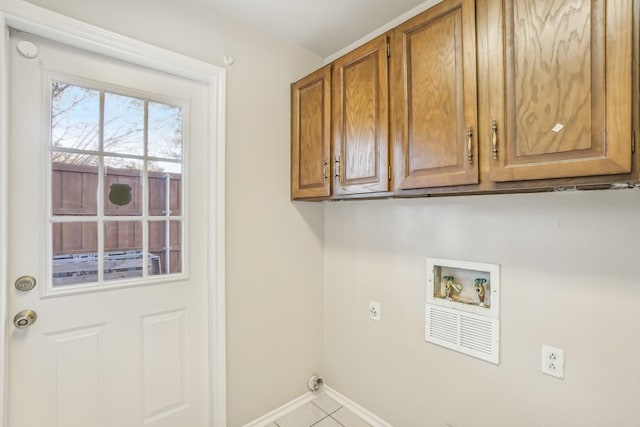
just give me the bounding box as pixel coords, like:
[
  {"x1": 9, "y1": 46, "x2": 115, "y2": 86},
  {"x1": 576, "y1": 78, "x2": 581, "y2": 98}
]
[
  {"x1": 392, "y1": 0, "x2": 479, "y2": 190},
  {"x1": 332, "y1": 35, "x2": 389, "y2": 195},
  {"x1": 488, "y1": 0, "x2": 632, "y2": 182},
  {"x1": 291, "y1": 65, "x2": 331, "y2": 199}
]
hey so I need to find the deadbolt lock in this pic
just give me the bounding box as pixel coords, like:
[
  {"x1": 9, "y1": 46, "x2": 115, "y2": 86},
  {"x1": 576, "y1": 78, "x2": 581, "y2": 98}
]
[
  {"x1": 14, "y1": 275, "x2": 36, "y2": 292},
  {"x1": 14, "y1": 309, "x2": 37, "y2": 329}
]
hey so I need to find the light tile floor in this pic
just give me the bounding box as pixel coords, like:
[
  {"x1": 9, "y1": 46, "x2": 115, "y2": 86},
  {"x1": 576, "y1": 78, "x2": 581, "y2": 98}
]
[{"x1": 267, "y1": 394, "x2": 371, "y2": 427}]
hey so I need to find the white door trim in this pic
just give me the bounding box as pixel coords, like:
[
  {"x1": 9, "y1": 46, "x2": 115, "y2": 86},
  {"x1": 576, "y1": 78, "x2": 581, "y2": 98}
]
[{"x1": 0, "y1": 1, "x2": 227, "y2": 426}]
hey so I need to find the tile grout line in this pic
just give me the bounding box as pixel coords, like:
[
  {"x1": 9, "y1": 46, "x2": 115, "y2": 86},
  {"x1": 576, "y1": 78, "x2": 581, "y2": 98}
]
[
  {"x1": 311, "y1": 400, "x2": 344, "y2": 416},
  {"x1": 309, "y1": 413, "x2": 346, "y2": 427},
  {"x1": 272, "y1": 397, "x2": 369, "y2": 427},
  {"x1": 310, "y1": 399, "x2": 345, "y2": 427},
  {"x1": 328, "y1": 405, "x2": 343, "y2": 416},
  {"x1": 310, "y1": 401, "x2": 328, "y2": 414},
  {"x1": 329, "y1": 414, "x2": 347, "y2": 427}
]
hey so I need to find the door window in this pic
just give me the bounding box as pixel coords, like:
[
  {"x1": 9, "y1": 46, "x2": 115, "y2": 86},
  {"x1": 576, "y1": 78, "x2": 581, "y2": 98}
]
[{"x1": 50, "y1": 80, "x2": 185, "y2": 289}]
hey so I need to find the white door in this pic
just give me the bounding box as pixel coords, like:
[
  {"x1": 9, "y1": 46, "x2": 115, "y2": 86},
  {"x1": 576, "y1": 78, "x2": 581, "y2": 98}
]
[{"x1": 7, "y1": 30, "x2": 210, "y2": 427}]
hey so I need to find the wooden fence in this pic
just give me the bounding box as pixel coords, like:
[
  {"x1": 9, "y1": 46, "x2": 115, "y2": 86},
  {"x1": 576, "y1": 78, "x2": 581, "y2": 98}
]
[{"x1": 52, "y1": 162, "x2": 182, "y2": 275}]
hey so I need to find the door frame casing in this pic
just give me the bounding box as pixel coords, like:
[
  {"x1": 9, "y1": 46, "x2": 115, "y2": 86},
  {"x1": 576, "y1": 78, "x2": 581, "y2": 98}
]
[{"x1": 0, "y1": 1, "x2": 227, "y2": 426}]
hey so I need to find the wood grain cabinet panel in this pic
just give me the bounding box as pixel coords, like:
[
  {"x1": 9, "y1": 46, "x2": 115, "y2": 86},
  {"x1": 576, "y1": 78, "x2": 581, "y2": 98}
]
[
  {"x1": 291, "y1": 65, "x2": 331, "y2": 199},
  {"x1": 487, "y1": 0, "x2": 633, "y2": 181},
  {"x1": 332, "y1": 34, "x2": 389, "y2": 195},
  {"x1": 290, "y1": 0, "x2": 637, "y2": 199},
  {"x1": 392, "y1": 0, "x2": 478, "y2": 190}
]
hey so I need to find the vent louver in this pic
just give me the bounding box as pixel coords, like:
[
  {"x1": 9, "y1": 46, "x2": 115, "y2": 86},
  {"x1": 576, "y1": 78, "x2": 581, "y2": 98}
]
[
  {"x1": 460, "y1": 315, "x2": 493, "y2": 355},
  {"x1": 425, "y1": 305, "x2": 499, "y2": 364},
  {"x1": 428, "y1": 307, "x2": 457, "y2": 344}
]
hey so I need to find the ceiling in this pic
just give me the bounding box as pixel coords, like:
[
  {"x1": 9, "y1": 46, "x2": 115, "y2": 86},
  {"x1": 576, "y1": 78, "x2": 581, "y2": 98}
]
[{"x1": 205, "y1": 0, "x2": 431, "y2": 58}]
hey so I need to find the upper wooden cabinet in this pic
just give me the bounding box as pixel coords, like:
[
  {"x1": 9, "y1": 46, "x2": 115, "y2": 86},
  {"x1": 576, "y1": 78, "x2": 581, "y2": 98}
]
[
  {"x1": 291, "y1": 35, "x2": 390, "y2": 200},
  {"x1": 392, "y1": 0, "x2": 478, "y2": 190},
  {"x1": 332, "y1": 34, "x2": 390, "y2": 196},
  {"x1": 291, "y1": 0, "x2": 638, "y2": 199},
  {"x1": 291, "y1": 65, "x2": 331, "y2": 199},
  {"x1": 487, "y1": 0, "x2": 633, "y2": 182}
]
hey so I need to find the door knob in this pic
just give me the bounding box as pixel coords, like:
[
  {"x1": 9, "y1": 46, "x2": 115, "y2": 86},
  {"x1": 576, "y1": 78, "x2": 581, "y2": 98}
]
[{"x1": 14, "y1": 309, "x2": 37, "y2": 329}]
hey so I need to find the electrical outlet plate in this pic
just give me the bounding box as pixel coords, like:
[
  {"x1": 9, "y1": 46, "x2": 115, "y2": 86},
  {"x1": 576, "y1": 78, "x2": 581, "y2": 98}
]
[
  {"x1": 369, "y1": 301, "x2": 380, "y2": 321},
  {"x1": 541, "y1": 345, "x2": 565, "y2": 379}
]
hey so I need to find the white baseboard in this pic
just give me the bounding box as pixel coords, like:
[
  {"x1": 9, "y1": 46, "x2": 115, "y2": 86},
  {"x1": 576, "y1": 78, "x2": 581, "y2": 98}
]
[
  {"x1": 242, "y1": 391, "x2": 316, "y2": 427},
  {"x1": 243, "y1": 385, "x2": 393, "y2": 427},
  {"x1": 324, "y1": 385, "x2": 394, "y2": 427}
]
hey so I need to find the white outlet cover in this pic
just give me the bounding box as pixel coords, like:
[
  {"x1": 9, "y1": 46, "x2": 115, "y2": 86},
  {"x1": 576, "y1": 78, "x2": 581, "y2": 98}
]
[
  {"x1": 541, "y1": 345, "x2": 565, "y2": 379},
  {"x1": 369, "y1": 301, "x2": 381, "y2": 321}
]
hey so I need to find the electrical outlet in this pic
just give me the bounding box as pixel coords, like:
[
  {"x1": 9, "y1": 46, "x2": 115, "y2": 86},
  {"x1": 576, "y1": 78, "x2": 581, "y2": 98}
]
[
  {"x1": 541, "y1": 345, "x2": 565, "y2": 379},
  {"x1": 369, "y1": 301, "x2": 381, "y2": 321}
]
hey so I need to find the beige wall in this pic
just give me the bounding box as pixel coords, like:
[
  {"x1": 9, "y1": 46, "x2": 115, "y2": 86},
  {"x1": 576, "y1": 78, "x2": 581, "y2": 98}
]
[
  {"x1": 21, "y1": 0, "x2": 325, "y2": 425},
  {"x1": 324, "y1": 190, "x2": 640, "y2": 426},
  {"x1": 19, "y1": 2, "x2": 640, "y2": 427}
]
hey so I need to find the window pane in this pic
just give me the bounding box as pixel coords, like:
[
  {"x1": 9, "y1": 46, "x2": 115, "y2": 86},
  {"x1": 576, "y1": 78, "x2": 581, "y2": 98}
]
[
  {"x1": 104, "y1": 221, "x2": 143, "y2": 281},
  {"x1": 49, "y1": 82, "x2": 187, "y2": 289},
  {"x1": 149, "y1": 220, "x2": 182, "y2": 275},
  {"x1": 51, "y1": 82, "x2": 100, "y2": 151},
  {"x1": 148, "y1": 161, "x2": 182, "y2": 216},
  {"x1": 104, "y1": 93, "x2": 144, "y2": 156},
  {"x1": 148, "y1": 102, "x2": 182, "y2": 159},
  {"x1": 52, "y1": 222, "x2": 98, "y2": 286},
  {"x1": 52, "y1": 153, "x2": 98, "y2": 216},
  {"x1": 104, "y1": 157, "x2": 143, "y2": 216}
]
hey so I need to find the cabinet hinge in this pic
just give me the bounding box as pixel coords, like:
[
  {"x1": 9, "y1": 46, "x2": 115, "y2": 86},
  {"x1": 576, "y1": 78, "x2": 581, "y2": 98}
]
[
  {"x1": 386, "y1": 42, "x2": 390, "y2": 58},
  {"x1": 388, "y1": 165, "x2": 392, "y2": 181},
  {"x1": 633, "y1": 132, "x2": 636, "y2": 154}
]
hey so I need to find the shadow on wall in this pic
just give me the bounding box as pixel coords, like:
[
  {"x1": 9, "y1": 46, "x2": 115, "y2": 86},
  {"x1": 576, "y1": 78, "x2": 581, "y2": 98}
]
[
  {"x1": 322, "y1": 189, "x2": 640, "y2": 278},
  {"x1": 292, "y1": 200, "x2": 325, "y2": 242}
]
